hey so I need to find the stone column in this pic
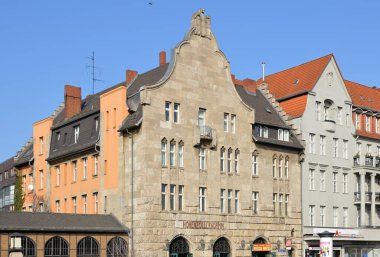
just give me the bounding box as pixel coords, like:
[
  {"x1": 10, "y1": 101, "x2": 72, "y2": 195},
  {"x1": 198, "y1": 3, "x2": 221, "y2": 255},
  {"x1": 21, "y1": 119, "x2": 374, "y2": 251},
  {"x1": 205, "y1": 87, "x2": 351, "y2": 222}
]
[
  {"x1": 360, "y1": 171, "x2": 365, "y2": 227},
  {"x1": 371, "y1": 173, "x2": 376, "y2": 227}
]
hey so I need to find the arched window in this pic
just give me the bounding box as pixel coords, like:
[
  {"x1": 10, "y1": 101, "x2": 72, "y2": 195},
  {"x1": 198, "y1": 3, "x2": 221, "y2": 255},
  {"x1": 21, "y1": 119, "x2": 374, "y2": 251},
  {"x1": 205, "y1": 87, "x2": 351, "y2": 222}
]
[
  {"x1": 44, "y1": 236, "x2": 69, "y2": 257},
  {"x1": 169, "y1": 236, "x2": 190, "y2": 257},
  {"x1": 213, "y1": 237, "x2": 230, "y2": 257},
  {"x1": 77, "y1": 237, "x2": 99, "y2": 257},
  {"x1": 21, "y1": 236, "x2": 36, "y2": 257},
  {"x1": 323, "y1": 99, "x2": 335, "y2": 121},
  {"x1": 107, "y1": 237, "x2": 128, "y2": 257}
]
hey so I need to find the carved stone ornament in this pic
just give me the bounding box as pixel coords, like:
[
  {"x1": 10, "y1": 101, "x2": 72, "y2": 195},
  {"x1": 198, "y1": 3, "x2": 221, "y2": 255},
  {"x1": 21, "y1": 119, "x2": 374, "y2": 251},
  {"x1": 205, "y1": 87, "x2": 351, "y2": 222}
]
[
  {"x1": 326, "y1": 72, "x2": 334, "y2": 86},
  {"x1": 191, "y1": 8, "x2": 212, "y2": 39}
]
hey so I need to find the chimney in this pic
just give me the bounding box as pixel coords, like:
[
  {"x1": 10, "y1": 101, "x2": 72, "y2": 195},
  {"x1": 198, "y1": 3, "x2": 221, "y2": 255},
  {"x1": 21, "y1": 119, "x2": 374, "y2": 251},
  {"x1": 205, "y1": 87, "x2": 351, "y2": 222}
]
[
  {"x1": 126, "y1": 70, "x2": 138, "y2": 85},
  {"x1": 64, "y1": 85, "x2": 82, "y2": 119},
  {"x1": 159, "y1": 51, "x2": 166, "y2": 66}
]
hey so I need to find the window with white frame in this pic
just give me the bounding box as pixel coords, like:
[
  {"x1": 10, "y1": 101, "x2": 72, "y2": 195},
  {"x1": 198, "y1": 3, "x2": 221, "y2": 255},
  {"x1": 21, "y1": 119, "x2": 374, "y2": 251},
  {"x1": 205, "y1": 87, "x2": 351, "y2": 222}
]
[
  {"x1": 227, "y1": 189, "x2": 232, "y2": 214},
  {"x1": 366, "y1": 115, "x2": 371, "y2": 132},
  {"x1": 333, "y1": 172, "x2": 338, "y2": 192},
  {"x1": 333, "y1": 207, "x2": 338, "y2": 227},
  {"x1": 279, "y1": 158, "x2": 283, "y2": 178},
  {"x1": 227, "y1": 148, "x2": 232, "y2": 173},
  {"x1": 72, "y1": 161, "x2": 77, "y2": 182},
  {"x1": 356, "y1": 142, "x2": 362, "y2": 156},
  {"x1": 285, "y1": 194, "x2": 289, "y2": 216},
  {"x1": 178, "y1": 185, "x2": 184, "y2": 211},
  {"x1": 56, "y1": 200, "x2": 60, "y2": 213},
  {"x1": 343, "y1": 140, "x2": 348, "y2": 159},
  {"x1": 234, "y1": 149, "x2": 239, "y2": 174},
  {"x1": 161, "y1": 139, "x2": 167, "y2": 166},
  {"x1": 220, "y1": 147, "x2": 225, "y2": 172},
  {"x1": 320, "y1": 135, "x2": 326, "y2": 155},
  {"x1": 320, "y1": 206, "x2": 326, "y2": 226},
  {"x1": 376, "y1": 118, "x2": 380, "y2": 134},
  {"x1": 309, "y1": 205, "x2": 315, "y2": 226},
  {"x1": 74, "y1": 126, "x2": 80, "y2": 143},
  {"x1": 252, "y1": 153, "x2": 258, "y2": 176},
  {"x1": 285, "y1": 158, "x2": 289, "y2": 178},
  {"x1": 333, "y1": 138, "x2": 338, "y2": 158},
  {"x1": 320, "y1": 170, "x2": 326, "y2": 191},
  {"x1": 224, "y1": 113, "x2": 229, "y2": 132},
  {"x1": 279, "y1": 194, "x2": 283, "y2": 216},
  {"x1": 309, "y1": 168, "x2": 315, "y2": 190},
  {"x1": 263, "y1": 126, "x2": 268, "y2": 138},
  {"x1": 82, "y1": 194, "x2": 87, "y2": 214},
  {"x1": 278, "y1": 129, "x2": 283, "y2": 140},
  {"x1": 284, "y1": 130, "x2": 290, "y2": 142},
  {"x1": 231, "y1": 114, "x2": 236, "y2": 133},
  {"x1": 316, "y1": 101, "x2": 322, "y2": 121},
  {"x1": 72, "y1": 196, "x2": 77, "y2": 213},
  {"x1": 355, "y1": 113, "x2": 360, "y2": 129},
  {"x1": 161, "y1": 184, "x2": 167, "y2": 210},
  {"x1": 165, "y1": 102, "x2": 171, "y2": 122},
  {"x1": 343, "y1": 173, "x2": 348, "y2": 193},
  {"x1": 309, "y1": 134, "x2": 316, "y2": 154},
  {"x1": 256, "y1": 125, "x2": 262, "y2": 137},
  {"x1": 40, "y1": 137, "x2": 44, "y2": 155},
  {"x1": 378, "y1": 146, "x2": 380, "y2": 156},
  {"x1": 82, "y1": 157, "x2": 87, "y2": 179},
  {"x1": 234, "y1": 190, "x2": 239, "y2": 214},
  {"x1": 366, "y1": 144, "x2": 372, "y2": 155},
  {"x1": 170, "y1": 140, "x2": 175, "y2": 167},
  {"x1": 94, "y1": 155, "x2": 98, "y2": 176},
  {"x1": 199, "y1": 187, "x2": 206, "y2": 212},
  {"x1": 170, "y1": 184, "x2": 175, "y2": 211},
  {"x1": 343, "y1": 207, "x2": 348, "y2": 227},
  {"x1": 178, "y1": 142, "x2": 184, "y2": 168},
  {"x1": 93, "y1": 192, "x2": 98, "y2": 214},
  {"x1": 199, "y1": 148, "x2": 206, "y2": 170},
  {"x1": 198, "y1": 108, "x2": 206, "y2": 127},
  {"x1": 56, "y1": 166, "x2": 60, "y2": 186},
  {"x1": 273, "y1": 158, "x2": 277, "y2": 177},
  {"x1": 337, "y1": 107, "x2": 343, "y2": 125},
  {"x1": 273, "y1": 193, "x2": 277, "y2": 215},
  {"x1": 252, "y1": 192, "x2": 258, "y2": 214},
  {"x1": 173, "y1": 103, "x2": 180, "y2": 123},
  {"x1": 220, "y1": 189, "x2": 225, "y2": 213},
  {"x1": 40, "y1": 170, "x2": 44, "y2": 189}
]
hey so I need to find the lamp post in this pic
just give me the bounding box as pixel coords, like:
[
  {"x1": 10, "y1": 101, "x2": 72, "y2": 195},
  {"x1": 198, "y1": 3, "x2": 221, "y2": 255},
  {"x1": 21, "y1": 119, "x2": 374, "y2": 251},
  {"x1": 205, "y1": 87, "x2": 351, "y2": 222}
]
[{"x1": 317, "y1": 231, "x2": 335, "y2": 257}]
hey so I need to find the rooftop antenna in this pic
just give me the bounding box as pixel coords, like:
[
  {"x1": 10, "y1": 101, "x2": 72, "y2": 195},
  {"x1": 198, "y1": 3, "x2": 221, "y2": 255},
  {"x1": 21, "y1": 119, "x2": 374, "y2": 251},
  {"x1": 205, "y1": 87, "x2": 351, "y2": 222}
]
[
  {"x1": 262, "y1": 62, "x2": 266, "y2": 81},
  {"x1": 87, "y1": 51, "x2": 103, "y2": 94}
]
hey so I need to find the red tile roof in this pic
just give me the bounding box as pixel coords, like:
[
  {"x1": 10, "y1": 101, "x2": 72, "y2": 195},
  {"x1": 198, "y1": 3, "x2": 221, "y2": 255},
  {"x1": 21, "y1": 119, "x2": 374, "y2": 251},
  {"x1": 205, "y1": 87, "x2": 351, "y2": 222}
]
[
  {"x1": 345, "y1": 80, "x2": 380, "y2": 112},
  {"x1": 279, "y1": 94, "x2": 308, "y2": 119}
]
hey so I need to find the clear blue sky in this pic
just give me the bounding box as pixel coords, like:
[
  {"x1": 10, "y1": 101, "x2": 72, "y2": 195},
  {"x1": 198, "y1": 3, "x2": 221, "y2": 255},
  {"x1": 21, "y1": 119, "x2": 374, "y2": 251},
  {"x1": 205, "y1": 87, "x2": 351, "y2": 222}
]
[{"x1": 1, "y1": 1, "x2": 379, "y2": 162}]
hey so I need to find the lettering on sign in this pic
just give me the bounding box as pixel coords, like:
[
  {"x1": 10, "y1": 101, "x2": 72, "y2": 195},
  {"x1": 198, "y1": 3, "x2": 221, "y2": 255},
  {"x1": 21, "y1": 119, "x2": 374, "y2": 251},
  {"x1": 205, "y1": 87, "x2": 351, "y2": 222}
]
[
  {"x1": 183, "y1": 221, "x2": 224, "y2": 230},
  {"x1": 252, "y1": 244, "x2": 272, "y2": 252}
]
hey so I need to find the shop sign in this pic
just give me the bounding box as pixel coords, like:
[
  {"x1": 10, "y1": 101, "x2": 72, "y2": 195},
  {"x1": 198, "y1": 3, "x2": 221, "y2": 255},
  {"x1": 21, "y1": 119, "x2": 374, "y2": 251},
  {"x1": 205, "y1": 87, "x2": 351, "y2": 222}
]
[
  {"x1": 253, "y1": 244, "x2": 272, "y2": 252},
  {"x1": 183, "y1": 220, "x2": 224, "y2": 230},
  {"x1": 312, "y1": 228, "x2": 359, "y2": 237}
]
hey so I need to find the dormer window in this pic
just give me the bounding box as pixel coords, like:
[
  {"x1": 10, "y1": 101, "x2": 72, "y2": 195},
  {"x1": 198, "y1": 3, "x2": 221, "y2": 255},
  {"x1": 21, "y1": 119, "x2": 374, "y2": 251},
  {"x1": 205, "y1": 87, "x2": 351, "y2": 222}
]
[
  {"x1": 263, "y1": 127, "x2": 268, "y2": 138},
  {"x1": 57, "y1": 132, "x2": 61, "y2": 142},
  {"x1": 278, "y1": 129, "x2": 290, "y2": 142},
  {"x1": 95, "y1": 118, "x2": 99, "y2": 131},
  {"x1": 74, "y1": 126, "x2": 80, "y2": 143}
]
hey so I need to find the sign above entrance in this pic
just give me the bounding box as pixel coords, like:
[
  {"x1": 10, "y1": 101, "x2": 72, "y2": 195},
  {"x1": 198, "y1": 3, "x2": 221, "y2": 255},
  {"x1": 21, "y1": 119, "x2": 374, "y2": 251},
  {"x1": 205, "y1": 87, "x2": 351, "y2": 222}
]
[
  {"x1": 252, "y1": 244, "x2": 272, "y2": 252},
  {"x1": 312, "y1": 228, "x2": 359, "y2": 237},
  {"x1": 183, "y1": 221, "x2": 224, "y2": 230}
]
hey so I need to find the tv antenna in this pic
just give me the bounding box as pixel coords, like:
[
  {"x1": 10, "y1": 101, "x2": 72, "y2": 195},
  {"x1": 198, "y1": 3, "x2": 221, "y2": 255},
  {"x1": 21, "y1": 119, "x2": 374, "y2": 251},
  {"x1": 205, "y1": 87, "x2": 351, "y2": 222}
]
[{"x1": 87, "y1": 51, "x2": 103, "y2": 94}]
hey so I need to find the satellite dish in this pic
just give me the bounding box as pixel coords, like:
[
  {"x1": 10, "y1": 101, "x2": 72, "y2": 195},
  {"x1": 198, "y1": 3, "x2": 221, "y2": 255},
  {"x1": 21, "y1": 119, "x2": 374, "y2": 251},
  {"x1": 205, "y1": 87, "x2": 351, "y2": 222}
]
[{"x1": 28, "y1": 184, "x2": 34, "y2": 192}]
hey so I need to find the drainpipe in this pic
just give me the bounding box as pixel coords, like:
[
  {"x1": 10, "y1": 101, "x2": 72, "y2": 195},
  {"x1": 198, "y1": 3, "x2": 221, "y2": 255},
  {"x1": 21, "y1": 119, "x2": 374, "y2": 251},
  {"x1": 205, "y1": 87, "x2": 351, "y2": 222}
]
[{"x1": 125, "y1": 128, "x2": 134, "y2": 257}]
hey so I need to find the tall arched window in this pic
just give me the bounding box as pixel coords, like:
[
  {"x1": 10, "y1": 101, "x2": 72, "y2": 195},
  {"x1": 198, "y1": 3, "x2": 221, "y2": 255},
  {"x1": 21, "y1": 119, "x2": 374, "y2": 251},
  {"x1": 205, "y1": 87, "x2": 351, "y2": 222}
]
[
  {"x1": 21, "y1": 236, "x2": 36, "y2": 257},
  {"x1": 107, "y1": 237, "x2": 128, "y2": 257},
  {"x1": 77, "y1": 237, "x2": 99, "y2": 257},
  {"x1": 169, "y1": 236, "x2": 190, "y2": 257},
  {"x1": 213, "y1": 237, "x2": 230, "y2": 257},
  {"x1": 44, "y1": 236, "x2": 69, "y2": 257}
]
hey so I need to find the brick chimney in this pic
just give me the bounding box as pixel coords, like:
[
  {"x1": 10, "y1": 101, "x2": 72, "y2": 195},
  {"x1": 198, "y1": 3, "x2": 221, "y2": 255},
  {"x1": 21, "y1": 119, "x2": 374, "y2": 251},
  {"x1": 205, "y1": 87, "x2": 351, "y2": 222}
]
[
  {"x1": 159, "y1": 51, "x2": 166, "y2": 66},
  {"x1": 64, "y1": 85, "x2": 82, "y2": 119},
  {"x1": 126, "y1": 70, "x2": 138, "y2": 85}
]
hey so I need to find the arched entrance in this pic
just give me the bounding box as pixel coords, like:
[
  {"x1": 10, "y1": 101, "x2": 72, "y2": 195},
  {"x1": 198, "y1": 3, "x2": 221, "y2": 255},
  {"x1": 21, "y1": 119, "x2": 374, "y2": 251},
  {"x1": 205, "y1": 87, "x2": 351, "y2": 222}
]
[
  {"x1": 252, "y1": 237, "x2": 271, "y2": 257},
  {"x1": 213, "y1": 237, "x2": 230, "y2": 257},
  {"x1": 169, "y1": 237, "x2": 191, "y2": 257}
]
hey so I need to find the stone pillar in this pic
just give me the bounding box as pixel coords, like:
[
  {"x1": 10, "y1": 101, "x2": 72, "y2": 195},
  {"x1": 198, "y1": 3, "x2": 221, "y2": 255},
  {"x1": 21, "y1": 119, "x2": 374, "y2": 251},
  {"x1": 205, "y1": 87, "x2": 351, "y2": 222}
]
[
  {"x1": 360, "y1": 172, "x2": 365, "y2": 227},
  {"x1": 371, "y1": 173, "x2": 376, "y2": 227}
]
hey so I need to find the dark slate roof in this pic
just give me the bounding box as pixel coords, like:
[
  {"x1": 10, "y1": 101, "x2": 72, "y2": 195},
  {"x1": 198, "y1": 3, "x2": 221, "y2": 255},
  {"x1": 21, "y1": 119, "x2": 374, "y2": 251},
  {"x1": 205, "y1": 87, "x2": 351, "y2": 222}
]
[
  {"x1": 236, "y1": 85, "x2": 303, "y2": 150},
  {"x1": 14, "y1": 142, "x2": 33, "y2": 167},
  {"x1": 0, "y1": 157, "x2": 14, "y2": 173},
  {"x1": 119, "y1": 104, "x2": 143, "y2": 132},
  {"x1": 0, "y1": 212, "x2": 129, "y2": 233}
]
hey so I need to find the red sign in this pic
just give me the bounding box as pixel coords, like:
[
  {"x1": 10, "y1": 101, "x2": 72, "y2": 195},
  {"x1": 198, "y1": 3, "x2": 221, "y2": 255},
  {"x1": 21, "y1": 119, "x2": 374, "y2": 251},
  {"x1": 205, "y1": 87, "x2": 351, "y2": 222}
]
[{"x1": 286, "y1": 239, "x2": 292, "y2": 247}]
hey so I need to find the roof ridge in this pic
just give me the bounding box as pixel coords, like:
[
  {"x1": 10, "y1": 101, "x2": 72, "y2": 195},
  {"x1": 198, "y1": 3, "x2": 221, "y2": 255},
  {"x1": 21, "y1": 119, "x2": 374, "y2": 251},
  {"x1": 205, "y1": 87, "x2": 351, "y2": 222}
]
[{"x1": 345, "y1": 79, "x2": 378, "y2": 89}]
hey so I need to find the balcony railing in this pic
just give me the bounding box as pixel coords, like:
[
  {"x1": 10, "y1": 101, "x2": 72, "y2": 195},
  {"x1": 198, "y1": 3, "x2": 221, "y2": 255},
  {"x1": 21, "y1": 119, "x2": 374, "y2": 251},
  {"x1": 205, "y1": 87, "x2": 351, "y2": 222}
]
[
  {"x1": 375, "y1": 193, "x2": 380, "y2": 203},
  {"x1": 365, "y1": 157, "x2": 374, "y2": 167},
  {"x1": 324, "y1": 119, "x2": 336, "y2": 132},
  {"x1": 365, "y1": 192, "x2": 372, "y2": 202},
  {"x1": 354, "y1": 192, "x2": 361, "y2": 202},
  {"x1": 199, "y1": 125, "x2": 213, "y2": 141},
  {"x1": 354, "y1": 192, "x2": 373, "y2": 202}
]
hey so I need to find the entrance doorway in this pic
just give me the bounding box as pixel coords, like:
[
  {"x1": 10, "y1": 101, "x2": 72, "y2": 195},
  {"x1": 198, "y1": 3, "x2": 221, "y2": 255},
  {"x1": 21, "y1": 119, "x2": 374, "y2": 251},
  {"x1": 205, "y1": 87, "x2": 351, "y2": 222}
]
[
  {"x1": 213, "y1": 237, "x2": 230, "y2": 257},
  {"x1": 252, "y1": 237, "x2": 271, "y2": 257},
  {"x1": 169, "y1": 237, "x2": 191, "y2": 257}
]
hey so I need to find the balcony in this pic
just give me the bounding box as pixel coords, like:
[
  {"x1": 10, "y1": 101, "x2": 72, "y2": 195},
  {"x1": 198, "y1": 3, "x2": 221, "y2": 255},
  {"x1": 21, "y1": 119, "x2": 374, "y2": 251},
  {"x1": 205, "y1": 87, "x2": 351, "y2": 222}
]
[
  {"x1": 354, "y1": 192, "x2": 361, "y2": 203},
  {"x1": 354, "y1": 192, "x2": 372, "y2": 204},
  {"x1": 365, "y1": 156, "x2": 374, "y2": 167},
  {"x1": 375, "y1": 193, "x2": 380, "y2": 204},
  {"x1": 324, "y1": 119, "x2": 336, "y2": 132},
  {"x1": 199, "y1": 125, "x2": 213, "y2": 141}
]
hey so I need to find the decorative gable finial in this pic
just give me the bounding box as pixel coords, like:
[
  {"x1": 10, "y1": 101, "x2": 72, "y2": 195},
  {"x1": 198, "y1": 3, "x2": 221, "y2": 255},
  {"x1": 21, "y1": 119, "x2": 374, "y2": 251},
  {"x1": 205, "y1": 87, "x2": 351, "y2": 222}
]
[{"x1": 191, "y1": 8, "x2": 211, "y2": 39}]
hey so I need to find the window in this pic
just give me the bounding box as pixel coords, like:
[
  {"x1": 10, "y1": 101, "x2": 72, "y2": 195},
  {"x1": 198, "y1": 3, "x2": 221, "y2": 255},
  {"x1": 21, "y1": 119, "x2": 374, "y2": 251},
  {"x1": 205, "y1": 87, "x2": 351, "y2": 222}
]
[
  {"x1": 234, "y1": 190, "x2": 240, "y2": 214},
  {"x1": 346, "y1": 113, "x2": 350, "y2": 127},
  {"x1": 367, "y1": 144, "x2": 372, "y2": 155},
  {"x1": 94, "y1": 155, "x2": 98, "y2": 176},
  {"x1": 40, "y1": 137, "x2": 44, "y2": 155},
  {"x1": 227, "y1": 148, "x2": 232, "y2": 173},
  {"x1": 337, "y1": 107, "x2": 342, "y2": 125},
  {"x1": 56, "y1": 200, "x2": 60, "y2": 213},
  {"x1": 320, "y1": 206, "x2": 326, "y2": 226},
  {"x1": 355, "y1": 113, "x2": 360, "y2": 129},
  {"x1": 252, "y1": 192, "x2": 258, "y2": 214},
  {"x1": 231, "y1": 114, "x2": 236, "y2": 133},
  {"x1": 72, "y1": 197, "x2": 77, "y2": 213},
  {"x1": 279, "y1": 158, "x2": 283, "y2": 178},
  {"x1": 309, "y1": 169, "x2": 315, "y2": 190},
  {"x1": 285, "y1": 194, "x2": 289, "y2": 216},
  {"x1": 220, "y1": 147, "x2": 225, "y2": 172},
  {"x1": 165, "y1": 101, "x2": 171, "y2": 122},
  {"x1": 170, "y1": 185, "x2": 175, "y2": 211},
  {"x1": 83, "y1": 157, "x2": 87, "y2": 179},
  {"x1": 106, "y1": 237, "x2": 128, "y2": 257},
  {"x1": 343, "y1": 207, "x2": 348, "y2": 227},
  {"x1": 74, "y1": 126, "x2": 80, "y2": 143},
  {"x1": 263, "y1": 126, "x2": 268, "y2": 138},
  {"x1": 343, "y1": 173, "x2": 348, "y2": 194},
  {"x1": 333, "y1": 172, "x2": 338, "y2": 193},
  {"x1": 82, "y1": 194, "x2": 87, "y2": 214},
  {"x1": 376, "y1": 118, "x2": 380, "y2": 134},
  {"x1": 320, "y1": 135, "x2": 326, "y2": 155},
  {"x1": 252, "y1": 153, "x2": 258, "y2": 176},
  {"x1": 77, "y1": 237, "x2": 99, "y2": 257},
  {"x1": 316, "y1": 101, "x2": 322, "y2": 120},
  {"x1": 161, "y1": 139, "x2": 167, "y2": 166},
  {"x1": 220, "y1": 189, "x2": 225, "y2": 213},
  {"x1": 309, "y1": 134, "x2": 316, "y2": 154},
  {"x1": 56, "y1": 166, "x2": 60, "y2": 186},
  {"x1": 178, "y1": 142, "x2": 184, "y2": 168},
  {"x1": 198, "y1": 108, "x2": 206, "y2": 127},
  {"x1": 173, "y1": 103, "x2": 180, "y2": 123},
  {"x1": 356, "y1": 142, "x2": 362, "y2": 155},
  {"x1": 234, "y1": 149, "x2": 239, "y2": 173},
  {"x1": 285, "y1": 158, "x2": 289, "y2": 178},
  {"x1": 278, "y1": 129, "x2": 283, "y2": 140},
  {"x1": 44, "y1": 236, "x2": 69, "y2": 257},
  {"x1": 343, "y1": 140, "x2": 348, "y2": 159},
  {"x1": 284, "y1": 130, "x2": 290, "y2": 141},
  {"x1": 333, "y1": 138, "x2": 338, "y2": 158},
  {"x1": 227, "y1": 189, "x2": 232, "y2": 214},
  {"x1": 95, "y1": 117, "x2": 99, "y2": 132},
  {"x1": 20, "y1": 236, "x2": 36, "y2": 257},
  {"x1": 93, "y1": 192, "x2": 98, "y2": 214},
  {"x1": 273, "y1": 194, "x2": 277, "y2": 215},
  {"x1": 309, "y1": 205, "x2": 315, "y2": 226},
  {"x1": 40, "y1": 170, "x2": 44, "y2": 189},
  {"x1": 366, "y1": 116, "x2": 371, "y2": 132},
  {"x1": 273, "y1": 158, "x2": 277, "y2": 177},
  {"x1": 256, "y1": 125, "x2": 262, "y2": 137},
  {"x1": 199, "y1": 148, "x2": 206, "y2": 170},
  {"x1": 224, "y1": 113, "x2": 229, "y2": 132},
  {"x1": 161, "y1": 184, "x2": 167, "y2": 210},
  {"x1": 279, "y1": 194, "x2": 283, "y2": 216},
  {"x1": 170, "y1": 140, "x2": 175, "y2": 167},
  {"x1": 199, "y1": 187, "x2": 206, "y2": 212},
  {"x1": 320, "y1": 170, "x2": 326, "y2": 191},
  {"x1": 22, "y1": 175, "x2": 26, "y2": 191},
  {"x1": 333, "y1": 207, "x2": 338, "y2": 227},
  {"x1": 178, "y1": 185, "x2": 184, "y2": 211},
  {"x1": 72, "y1": 161, "x2": 77, "y2": 182}
]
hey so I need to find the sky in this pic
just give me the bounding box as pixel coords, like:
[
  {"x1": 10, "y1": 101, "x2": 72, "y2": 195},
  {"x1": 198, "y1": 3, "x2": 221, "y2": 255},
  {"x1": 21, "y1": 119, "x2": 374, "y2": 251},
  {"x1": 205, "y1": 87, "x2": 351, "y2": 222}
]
[{"x1": 0, "y1": 1, "x2": 379, "y2": 162}]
